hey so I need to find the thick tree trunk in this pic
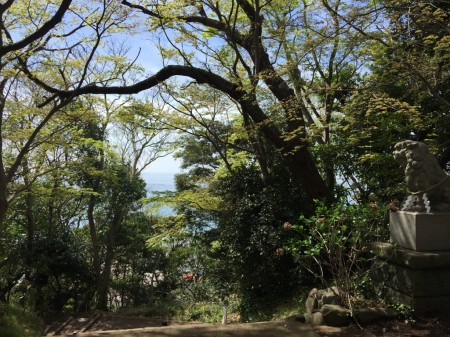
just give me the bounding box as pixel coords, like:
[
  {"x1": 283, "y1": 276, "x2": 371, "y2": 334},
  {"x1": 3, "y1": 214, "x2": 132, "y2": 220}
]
[
  {"x1": 242, "y1": 111, "x2": 270, "y2": 184},
  {"x1": 96, "y1": 260, "x2": 113, "y2": 311},
  {"x1": 285, "y1": 146, "x2": 333, "y2": 203}
]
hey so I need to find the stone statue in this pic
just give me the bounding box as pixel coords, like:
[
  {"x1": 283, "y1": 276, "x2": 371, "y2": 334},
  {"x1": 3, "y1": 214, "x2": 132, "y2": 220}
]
[{"x1": 393, "y1": 140, "x2": 450, "y2": 213}]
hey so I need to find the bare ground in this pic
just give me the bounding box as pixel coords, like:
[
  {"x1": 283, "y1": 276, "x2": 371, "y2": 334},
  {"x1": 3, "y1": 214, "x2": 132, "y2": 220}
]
[
  {"x1": 313, "y1": 312, "x2": 450, "y2": 337},
  {"x1": 51, "y1": 319, "x2": 319, "y2": 337},
  {"x1": 45, "y1": 312, "x2": 450, "y2": 337}
]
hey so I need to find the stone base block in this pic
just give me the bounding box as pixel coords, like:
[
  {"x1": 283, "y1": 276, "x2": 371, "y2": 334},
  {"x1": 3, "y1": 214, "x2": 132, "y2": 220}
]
[
  {"x1": 380, "y1": 288, "x2": 450, "y2": 313},
  {"x1": 371, "y1": 243, "x2": 450, "y2": 312},
  {"x1": 390, "y1": 211, "x2": 450, "y2": 251}
]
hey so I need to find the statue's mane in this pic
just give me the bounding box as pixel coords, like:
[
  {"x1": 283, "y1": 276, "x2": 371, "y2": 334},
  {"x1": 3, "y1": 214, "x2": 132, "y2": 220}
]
[{"x1": 394, "y1": 140, "x2": 450, "y2": 212}]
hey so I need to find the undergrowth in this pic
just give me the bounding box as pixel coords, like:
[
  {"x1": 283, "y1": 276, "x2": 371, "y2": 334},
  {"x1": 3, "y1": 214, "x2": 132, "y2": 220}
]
[{"x1": 0, "y1": 303, "x2": 43, "y2": 337}]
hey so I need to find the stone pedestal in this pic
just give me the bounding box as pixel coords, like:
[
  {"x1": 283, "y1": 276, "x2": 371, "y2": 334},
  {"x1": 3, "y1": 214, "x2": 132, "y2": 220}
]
[
  {"x1": 390, "y1": 211, "x2": 450, "y2": 251},
  {"x1": 371, "y1": 243, "x2": 450, "y2": 312}
]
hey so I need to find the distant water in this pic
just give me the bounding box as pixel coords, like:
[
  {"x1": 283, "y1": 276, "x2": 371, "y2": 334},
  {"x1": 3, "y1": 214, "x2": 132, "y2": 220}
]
[
  {"x1": 141, "y1": 171, "x2": 176, "y2": 192},
  {"x1": 141, "y1": 171, "x2": 176, "y2": 216}
]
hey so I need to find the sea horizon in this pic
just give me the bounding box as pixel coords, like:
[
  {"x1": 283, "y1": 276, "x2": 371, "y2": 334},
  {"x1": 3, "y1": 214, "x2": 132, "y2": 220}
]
[
  {"x1": 141, "y1": 171, "x2": 177, "y2": 216},
  {"x1": 141, "y1": 171, "x2": 177, "y2": 192}
]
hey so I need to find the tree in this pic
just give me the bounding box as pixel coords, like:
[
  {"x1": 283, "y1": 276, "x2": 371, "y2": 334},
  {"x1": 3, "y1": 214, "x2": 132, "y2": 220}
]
[
  {"x1": 70, "y1": 96, "x2": 150, "y2": 310},
  {"x1": 333, "y1": 92, "x2": 424, "y2": 201},
  {"x1": 32, "y1": 0, "x2": 381, "y2": 203},
  {"x1": 113, "y1": 98, "x2": 173, "y2": 177},
  {"x1": 149, "y1": 117, "x2": 312, "y2": 319},
  {"x1": 353, "y1": 1, "x2": 449, "y2": 111},
  {"x1": 213, "y1": 164, "x2": 308, "y2": 321},
  {"x1": 0, "y1": 86, "x2": 95, "y2": 303},
  {"x1": 8, "y1": 1, "x2": 447, "y2": 208},
  {"x1": 372, "y1": 1, "x2": 450, "y2": 161},
  {"x1": 0, "y1": 0, "x2": 138, "y2": 235},
  {"x1": 93, "y1": 162, "x2": 146, "y2": 310},
  {"x1": 0, "y1": 106, "x2": 94, "y2": 307},
  {"x1": 327, "y1": 1, "x2": 450, "y2": 201}
]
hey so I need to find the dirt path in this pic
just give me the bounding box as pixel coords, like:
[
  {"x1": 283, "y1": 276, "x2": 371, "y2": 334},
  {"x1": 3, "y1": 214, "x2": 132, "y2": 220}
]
[
  {"x1": 45, "y1": 313, "x2": 450, "y2": 337},
  {"x1": 55, "y1": 320, "x2": 319, "y2": 337}
]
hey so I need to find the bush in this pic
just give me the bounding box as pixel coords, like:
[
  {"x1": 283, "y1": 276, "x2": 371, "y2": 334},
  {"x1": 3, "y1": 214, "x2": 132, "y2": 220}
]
[
  {"x1": 285, "y1": 200, "x2": 389, "y2": 308},
  {"x1": 0, "y1": 303, "x2": 43, "y2": 337},
  {"x1": 214, "y1": 165, "x2": 310, "y2": 321}
]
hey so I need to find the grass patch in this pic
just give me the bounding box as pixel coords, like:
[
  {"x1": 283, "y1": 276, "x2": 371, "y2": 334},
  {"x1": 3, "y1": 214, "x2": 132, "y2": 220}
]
[
  {"x1": 117, "y1": 299, "x2": 178, "y2": 318},
  {"x1": 0, "y1": 303, "x2": 43, "y2": 337},
  {"x1": 116, "y1": 296, "x2": 240, "y2": 324},
  {"x1": 269, "y1": 288, "x2": 307, "y2": 320}
]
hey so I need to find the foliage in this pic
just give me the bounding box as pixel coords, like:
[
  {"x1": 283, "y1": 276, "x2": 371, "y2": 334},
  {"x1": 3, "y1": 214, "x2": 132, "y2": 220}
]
[
  {"x1": 364, "y1": 1, "x2": 450, "y2": 162},
  {"x1": 326, "y1": 0, "x2": 450, "y2": 205},
  {"x1": 332, "y1": 91, "x2": 424, "y2": 201},
  {"x1": 285, "y1": 199, "x2": 389, "y2": 308},
  {"x1": 146, "y1": 117, "x2": 312, "y2": 320},
  {"x1": 110, "y1": 213, "x2": 168, "y2": 307},
  {"x1": 0, "y1": 303, "x2": 43, "y2": 337},
  {"x1": 0, "y1": 0, "x2": 141, "y2": 233},
  {"x1": 171, "y1": 297, "x2": 238, "y2": 324},
  {"x1": 177, "y1": 301, "x2": 224, "y2": 323},
  {"x1": 27, "y1": 230, "x2": 95, "y2": 313},
  {"x1": 113, "y1": 98, "x2": 174, "y2": 176},
  {"x1": 213, "y1": 163, "x2": 310, "y2": 321}
]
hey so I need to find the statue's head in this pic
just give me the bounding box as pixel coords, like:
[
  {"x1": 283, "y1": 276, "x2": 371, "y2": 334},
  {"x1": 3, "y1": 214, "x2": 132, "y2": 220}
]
[
  {"x1": 393, "y1": 140, "x2": 450, "y2": 213},
  {"x1": 393, "y1": 140, "x2": 430, "y2": 167}
]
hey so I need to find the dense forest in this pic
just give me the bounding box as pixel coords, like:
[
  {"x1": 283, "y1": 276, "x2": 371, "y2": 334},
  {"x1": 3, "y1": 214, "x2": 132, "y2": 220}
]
[{"x1": 0, "y1": 0, "x2": 449, "y2": 334}]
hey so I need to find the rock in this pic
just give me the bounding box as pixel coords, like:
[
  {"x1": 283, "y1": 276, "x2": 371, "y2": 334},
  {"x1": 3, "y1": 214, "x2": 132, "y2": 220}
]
[
  {"x1": 311, "y1": 312, "x2": 324, "y2": 325},
  {"x1": 320, "y1": 304, "x2": 351, "y2": 327},
  {"x1": 305, "y1": 296, "x2": 317, "y2": 315},
  {"x1": 305, "y1": 288, "x2": 319, "y2": 314},
  {"x1": 353, "y1": 308, "x2": 399, "y2": 324},
  {"x1": 318, "y1": 287, "x2": 341, "y2": 307},
  {"x1": 314, "y1": 325, "x2": 343, "y2": 334},
  {"x1": 309, "y1": 288, "x2": 319, "y2": 297},
  {"x1": 285, "y1": 315, "x2": 306, "y2": 323},
  {"x1": 306, "y1": 287, "x2": 342, "y2": 314},
  {"x1": 303, "y1": 313, "x2": 312, "y2": 324},
  {"x1": 298, "y1": 312, "x2": 324, "y2": 326}
]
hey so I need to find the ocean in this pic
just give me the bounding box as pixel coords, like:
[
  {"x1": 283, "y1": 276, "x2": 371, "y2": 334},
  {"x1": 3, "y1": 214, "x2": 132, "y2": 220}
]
[
  {"x1": 141, "y1": 171, "x2": 177, "y2": 216},
  {"x1": 141, "y1": 171, "x2": 177, "y2": 192}
]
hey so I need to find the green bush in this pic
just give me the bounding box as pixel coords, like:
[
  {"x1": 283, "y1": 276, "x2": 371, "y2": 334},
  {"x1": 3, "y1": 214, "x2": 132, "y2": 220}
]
[
  {"x1": 178, "y1": 302, "x2": 223, "y2": 323},
  {"x1": 0, "y1": 303, "x2": 43, "y2": 337},
  {"x1": 285, "y1": 200, "x2": 389, "y2": 308},
  {"x1": 214, "y1": 165, "x2": 310, "y2": 321}
]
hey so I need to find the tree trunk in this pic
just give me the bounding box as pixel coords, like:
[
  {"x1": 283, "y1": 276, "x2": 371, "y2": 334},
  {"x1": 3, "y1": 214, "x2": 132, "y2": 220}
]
[
  {"x1": 96, "y1": 260, "x2": 113, "y2": 311},
  {"x1": 88, "y1": 195, "x2": 101, "y2": 279},
  {"x1": 242, "y1": 111, "x2": 271, "y2": 184},
  {"x1": 0, "y1": 169, "x2": 8, "y2": 237},
  {"x1": 96, "y1": 210, "x2": 122, "y2": 310},
  {"x1": 285, "y1": 146, "x2": 333, "y2": 204},
  {"x1": 23, "y1": 158, "x2": 35, "y2": 280}
]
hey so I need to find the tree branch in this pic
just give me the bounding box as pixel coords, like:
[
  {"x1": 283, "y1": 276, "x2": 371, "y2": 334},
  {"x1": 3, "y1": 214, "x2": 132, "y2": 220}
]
[
  {"x1": 121, "y1": 0, "x2": 249, "y2": 46},
  {"x1": 0, "y1": 0, "x2": 73, "y2": 57},
  {"x1": 0, "y1": 0, "x2": 15, "y2": 16}
]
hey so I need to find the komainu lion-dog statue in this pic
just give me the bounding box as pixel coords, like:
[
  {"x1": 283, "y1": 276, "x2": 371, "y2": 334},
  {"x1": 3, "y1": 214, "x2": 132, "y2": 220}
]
[{"x1": 393, "y1": 140, "x2": 450, "y2": 213}]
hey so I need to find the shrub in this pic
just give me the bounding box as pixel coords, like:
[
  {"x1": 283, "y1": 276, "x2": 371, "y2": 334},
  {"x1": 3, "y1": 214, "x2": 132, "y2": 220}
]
[
  {"x1": 0, "y1": 303, "x2": 43, "y2": 337},
  {"x1": 285, "y1": 200, "x2": 389, "y2": 308}
]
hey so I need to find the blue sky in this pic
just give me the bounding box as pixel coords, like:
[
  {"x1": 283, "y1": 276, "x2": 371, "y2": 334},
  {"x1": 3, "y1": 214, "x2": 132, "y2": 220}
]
[
  {"x1": 120, "y1": 31, "x2": 182, "y2": 174},
  {"x1": 145, "y1": 153, "x2": 182, "y2": 173}
]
